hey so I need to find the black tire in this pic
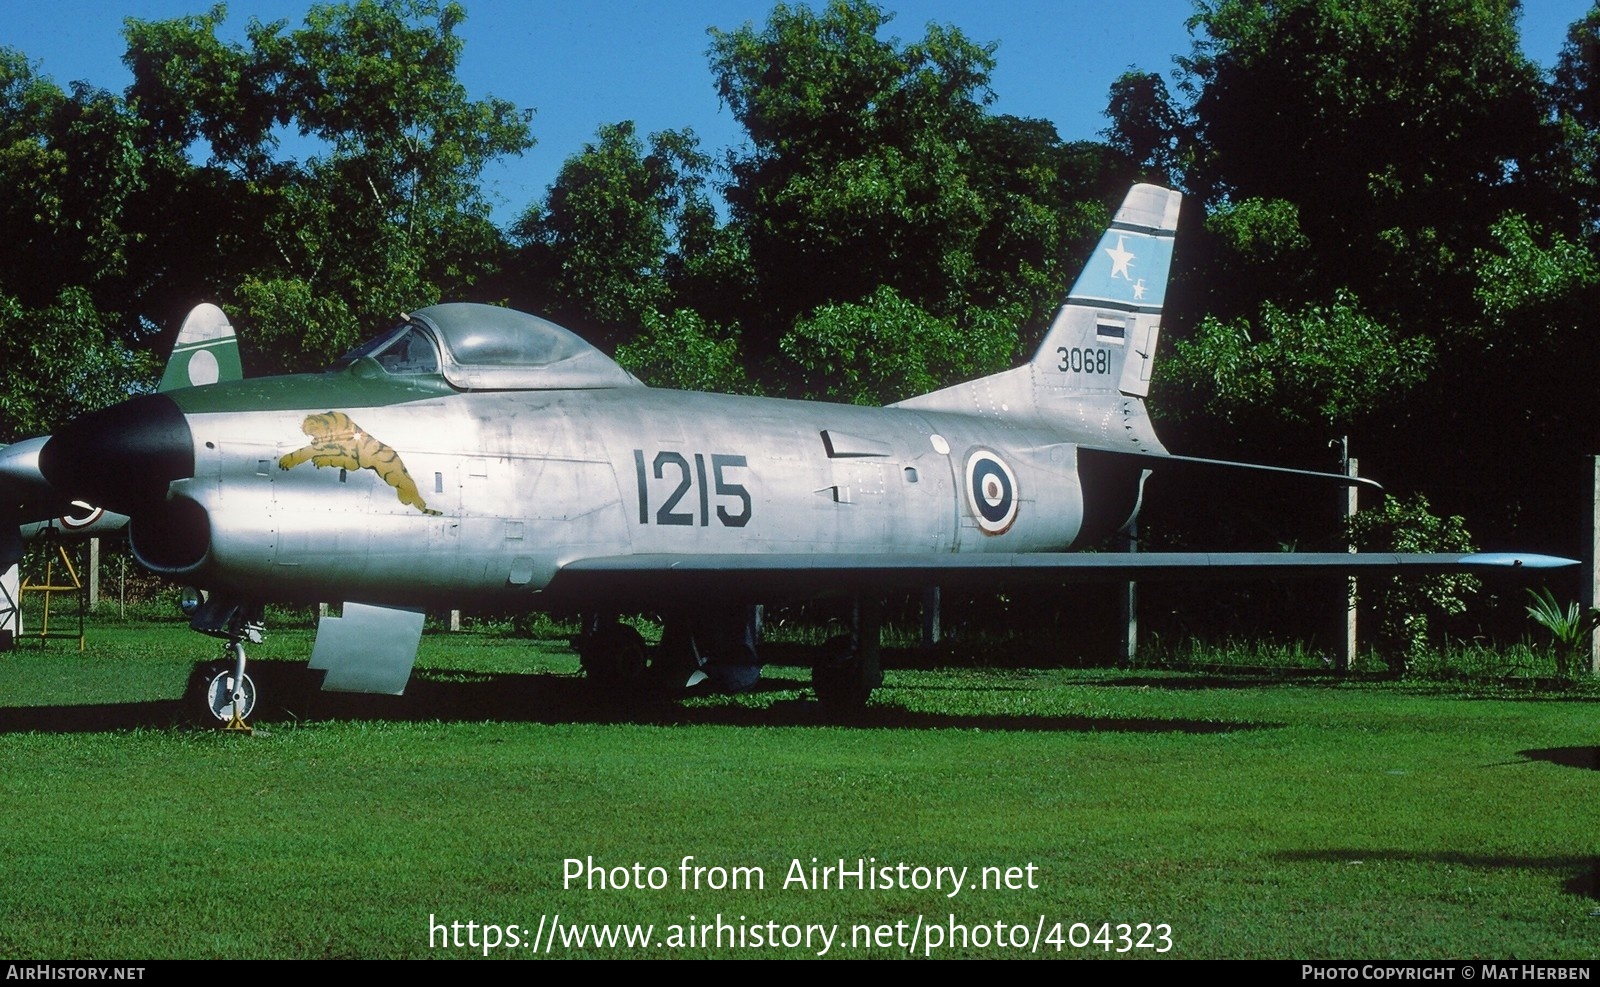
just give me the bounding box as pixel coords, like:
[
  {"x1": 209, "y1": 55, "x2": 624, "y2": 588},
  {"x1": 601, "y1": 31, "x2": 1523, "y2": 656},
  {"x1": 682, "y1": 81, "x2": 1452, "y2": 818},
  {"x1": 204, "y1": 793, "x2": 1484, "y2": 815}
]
[
  {"x1": 812, "y1": 633, "x2": 878, "y2": 708},
  {"x1": 580, "y1": 623, "x2": 650, "y2": 694}
]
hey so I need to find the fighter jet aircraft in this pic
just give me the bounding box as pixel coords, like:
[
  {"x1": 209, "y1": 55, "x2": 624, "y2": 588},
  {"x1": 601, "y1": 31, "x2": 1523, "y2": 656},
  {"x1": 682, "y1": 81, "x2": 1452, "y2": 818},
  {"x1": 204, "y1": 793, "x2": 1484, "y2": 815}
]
[{"x1": 34, "y1": 185, "x2": 1574, "y2": 718}]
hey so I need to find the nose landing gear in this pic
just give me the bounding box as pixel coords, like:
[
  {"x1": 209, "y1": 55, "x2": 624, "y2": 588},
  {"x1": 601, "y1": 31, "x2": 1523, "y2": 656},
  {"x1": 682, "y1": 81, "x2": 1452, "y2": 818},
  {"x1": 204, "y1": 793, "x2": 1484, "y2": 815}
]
[{"x1": 189, "y1": 597, "x2": 264, "y2": 730}]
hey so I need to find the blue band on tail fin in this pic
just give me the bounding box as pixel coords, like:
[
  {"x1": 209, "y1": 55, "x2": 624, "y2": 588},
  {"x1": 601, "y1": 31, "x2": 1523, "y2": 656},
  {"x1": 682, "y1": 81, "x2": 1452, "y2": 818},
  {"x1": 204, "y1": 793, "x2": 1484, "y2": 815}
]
[{"x1": 1067, "y1": 227, "x2": 1174, "y2": 313}]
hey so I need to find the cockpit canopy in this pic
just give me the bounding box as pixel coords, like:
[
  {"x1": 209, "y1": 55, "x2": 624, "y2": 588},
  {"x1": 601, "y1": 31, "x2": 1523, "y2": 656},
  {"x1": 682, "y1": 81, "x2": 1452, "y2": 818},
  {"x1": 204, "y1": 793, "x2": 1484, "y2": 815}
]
[{"x1": 336, "y1": 303, "x2": 640, "y2": 391}]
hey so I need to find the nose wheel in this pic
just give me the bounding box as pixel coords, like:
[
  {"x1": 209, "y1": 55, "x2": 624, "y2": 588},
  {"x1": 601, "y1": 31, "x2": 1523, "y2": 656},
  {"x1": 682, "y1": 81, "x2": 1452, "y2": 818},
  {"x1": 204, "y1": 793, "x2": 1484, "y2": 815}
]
[
  {"x1": 205, "y1": 663, "x2": 257, "y2": 726},
  {"x1": 189, "y1": 600, "x2": 264, "y2": 731}
]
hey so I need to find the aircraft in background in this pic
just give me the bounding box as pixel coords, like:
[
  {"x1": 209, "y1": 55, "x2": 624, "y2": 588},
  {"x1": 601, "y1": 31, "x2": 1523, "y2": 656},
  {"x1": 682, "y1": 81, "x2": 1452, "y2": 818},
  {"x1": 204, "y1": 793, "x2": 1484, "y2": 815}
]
[
  {"x1": 0, "y1": 302, "x2": 242, "y2": 649},
  {"x1": 33, "y1": 185, "x2": 1575, "y2": 720},
  {"x1": 1, "y1": 303, "x2": 242, "y2": 567}
]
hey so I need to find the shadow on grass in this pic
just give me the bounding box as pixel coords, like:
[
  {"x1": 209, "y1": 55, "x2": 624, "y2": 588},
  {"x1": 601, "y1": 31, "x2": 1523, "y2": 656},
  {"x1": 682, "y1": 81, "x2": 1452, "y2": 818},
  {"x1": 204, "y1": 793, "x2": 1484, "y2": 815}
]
[
  {"x1": 1519, "y1": 747, "x2": 1600, "y2": 771},
  {"x1": 0, "y1": 661, "x2": 1274, "y2": 736},
  {"x1": 1091, "y1": 673, "x2": 1356, "y2": 690},
  {"x1": 0, "y1": 699, "x2": 187, "y2": 733},
  {"x1": 1277, "y1": 849, "x2": 1600, "y2": 902}
]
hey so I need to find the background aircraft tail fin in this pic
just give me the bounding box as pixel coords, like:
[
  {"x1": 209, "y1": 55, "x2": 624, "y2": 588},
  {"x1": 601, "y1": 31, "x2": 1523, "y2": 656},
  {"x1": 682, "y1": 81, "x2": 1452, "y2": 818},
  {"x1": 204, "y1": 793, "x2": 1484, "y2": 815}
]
[
  {"x1": 159, "y1": 303, "x2": 242, "y2": 391},
  {"x1": 1031, "y1": 183, "x2": 1180, "y2": 399}
]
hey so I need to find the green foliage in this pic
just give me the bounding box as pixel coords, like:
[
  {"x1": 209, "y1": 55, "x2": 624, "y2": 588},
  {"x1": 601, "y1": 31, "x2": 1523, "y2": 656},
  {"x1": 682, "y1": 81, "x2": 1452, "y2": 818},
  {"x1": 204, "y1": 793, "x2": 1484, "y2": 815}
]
[
  {"x1": 232, "y1": 276, "x2": 365, "y2": 374},
  {"x1": 0, "y1": 289, "x2": 153, "y2": 442},
  {"x1": 1549, "y1": 7, "x2": 1600, "y2": 228},
  {"x1": 1103, "y1": 70, "x2": 1187, "y2": 183},
  {"x1": 0, "y1": 51, "x2": 146, "y2": 313},
  {"x1": 1345, "y1": 494, "x2": 1478, "y2": 668},
  {"x1": 1172, "y1": 0, "x2": 1553, "y2": 343},
  {"x1": 518, "y1": 122, "x2": 717, "y2": 330},
  {"x1": 708, "y1": 0, "x2": 1106, "y2": 352},
  {"x1": 613, "y1": 309, "x2": 757, "y2": 395},
  {"x1": 1472, "y1": 212, "x2": 1600, "y2": 324},
  {"x1": 1523, "y1": 587, "x2": 1600, "y2": 679},
  {"x1": 1180, "y1": 0, "x2": 1545, "y2": 214},
  {"x1": 1205, "y1": 197, "x2": 1309, "y2": 263},
  {"x1": 121, "y1": 5, "x2": 282, "y2": 176},
  {"x1": 1165, "y1": 289, "x2": 1431, "y2": 425},
  {"x1": 778, "y1": 286, "x2": 1016, "y2": 404},
  {"x1": 114, "y1": 1, "x2": 533, "y2": 370}
]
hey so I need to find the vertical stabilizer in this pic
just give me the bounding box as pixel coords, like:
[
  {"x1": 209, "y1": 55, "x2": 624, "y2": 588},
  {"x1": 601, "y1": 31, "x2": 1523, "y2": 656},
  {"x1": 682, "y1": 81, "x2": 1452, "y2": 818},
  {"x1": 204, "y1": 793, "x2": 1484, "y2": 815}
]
[
  {"x1": 1034, "y1": 183, "x2": 1180, "y2": 399},
  {"x1": 160, "y1": 304, "x2": 242, "y2": 391},
  {"x1": 894, "y1": 184, "x2": 1181, "y2": 441}
]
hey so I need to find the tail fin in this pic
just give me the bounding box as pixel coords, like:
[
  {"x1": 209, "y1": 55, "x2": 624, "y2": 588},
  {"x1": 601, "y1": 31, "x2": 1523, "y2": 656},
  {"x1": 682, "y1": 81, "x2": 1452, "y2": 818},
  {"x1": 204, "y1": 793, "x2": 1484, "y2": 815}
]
[
  {"x1": 159, "y1": 303, "x2": 242, "y2": 391},
  {"x1": 1035, "y1": 183, "x2": 1180, "y2": 399},
  {"x1": 894, "y1": 184, "x2": 1180, "y2": 430}
]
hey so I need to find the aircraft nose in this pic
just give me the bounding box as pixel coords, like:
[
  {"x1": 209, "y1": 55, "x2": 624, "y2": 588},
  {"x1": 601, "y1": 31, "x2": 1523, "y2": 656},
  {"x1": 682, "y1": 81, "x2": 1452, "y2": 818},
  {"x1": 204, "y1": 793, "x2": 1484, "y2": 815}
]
[
  {"x1": 0, "y1": 436, "x2": 58, "y2": 515},
  {"x1": 39, "y1": 394, "x2": 195, "y2": 515}
]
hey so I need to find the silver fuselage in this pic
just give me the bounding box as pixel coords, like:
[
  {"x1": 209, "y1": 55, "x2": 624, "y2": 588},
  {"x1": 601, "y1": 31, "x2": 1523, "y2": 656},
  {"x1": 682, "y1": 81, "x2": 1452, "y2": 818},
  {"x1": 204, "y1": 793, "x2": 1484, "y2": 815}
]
[{"x1": 156, "y1": 383, "x2": 1105, "y2": 608}]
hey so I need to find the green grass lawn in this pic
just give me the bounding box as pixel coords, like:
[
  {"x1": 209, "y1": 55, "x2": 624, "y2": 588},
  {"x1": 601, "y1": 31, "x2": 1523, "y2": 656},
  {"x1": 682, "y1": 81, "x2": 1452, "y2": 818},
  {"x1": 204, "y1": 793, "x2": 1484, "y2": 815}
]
[{"x1": 0, "y1": 621, "x2": 1596, "y2": 958}]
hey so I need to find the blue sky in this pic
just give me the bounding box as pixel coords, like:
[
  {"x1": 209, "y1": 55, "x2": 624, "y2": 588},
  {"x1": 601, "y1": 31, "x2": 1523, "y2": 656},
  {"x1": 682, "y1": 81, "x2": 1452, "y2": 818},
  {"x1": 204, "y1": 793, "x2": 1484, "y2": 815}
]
[{"x1": 6, "y1": 1, "x2": 1592, "y2": 227}]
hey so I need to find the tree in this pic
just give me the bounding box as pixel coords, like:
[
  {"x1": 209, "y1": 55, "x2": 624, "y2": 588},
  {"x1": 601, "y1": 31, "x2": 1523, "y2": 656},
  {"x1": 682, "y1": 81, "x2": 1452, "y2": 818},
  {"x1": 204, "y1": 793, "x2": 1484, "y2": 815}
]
[
  {"x1": 708, "y1": 0, "x2": 998, "y2": 337},
  {"x1": 0, "y1": 50, "x2": 146, "y2": 318},
  {"x1": 1163, "y1": 288, "x2": 1432, "y2": 428},
  {"x1": 613, "y1": 309, "x2": 756, "y2": 395},
  {"x1": 1103, "y1": 70, "x2": 1188, "y2": 185},
  {"x1": 1135, "y1": 0, "x2": 1577, "y2": 484},
  {"x1": 514, "y1": 122, "x2": 720, "y2": 336},
  {"x1": 122, "y1": 5, "x2": 283, "y2": 178},
  {"x1": 1346, "y1": 494, "x2": 1478, "y2": 670},
  {"x1": 1173, "y1": 0, "x2": 1551, "y2": 325},
  {"x1": 1547, "y1": 6, "x2": 1600, "y2": 230},
  {"x1": 0, "y1": 289, "x2": 153, "y2": 443},
  {"x1": 706, "y1": 0, "x2": 1129, "y2": 404},
  {"x1": 0, "y1": 51, "x2": 154, "y2": 438},
  {"x1": 778, "y1": 286, "x2": 1014, "y2": 405},
  {"x1": 118, "y1": 0, "x2": 533, "y2": 372}
]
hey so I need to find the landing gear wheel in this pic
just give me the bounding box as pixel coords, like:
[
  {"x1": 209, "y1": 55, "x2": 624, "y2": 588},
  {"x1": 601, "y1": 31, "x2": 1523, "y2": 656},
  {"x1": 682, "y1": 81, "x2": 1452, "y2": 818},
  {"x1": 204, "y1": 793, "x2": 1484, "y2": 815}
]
[
  {"x1": 581, "y1": 623, "x2": 649, "y2": 693},
  {"x1": 205, "y1": 666, "x2": 257, "y2": 722},
  {"x1": 812, "y1": 634, "x2": 880, "y2": 709}
]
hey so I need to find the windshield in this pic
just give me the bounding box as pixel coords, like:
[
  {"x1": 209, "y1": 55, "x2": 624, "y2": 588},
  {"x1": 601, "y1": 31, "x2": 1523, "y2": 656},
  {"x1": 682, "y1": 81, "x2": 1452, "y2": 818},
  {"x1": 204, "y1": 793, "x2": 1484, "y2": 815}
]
[{"x1": 334, "y1": 324, "x2": 440, "y2": 376}]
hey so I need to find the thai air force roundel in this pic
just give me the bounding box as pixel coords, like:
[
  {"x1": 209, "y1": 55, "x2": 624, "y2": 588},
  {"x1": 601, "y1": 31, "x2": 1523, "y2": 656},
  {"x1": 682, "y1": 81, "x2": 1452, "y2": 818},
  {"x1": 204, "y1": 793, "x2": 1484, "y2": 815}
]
[{"x1": 964, "y1": 450, "x2": 1018, "y2": 534}]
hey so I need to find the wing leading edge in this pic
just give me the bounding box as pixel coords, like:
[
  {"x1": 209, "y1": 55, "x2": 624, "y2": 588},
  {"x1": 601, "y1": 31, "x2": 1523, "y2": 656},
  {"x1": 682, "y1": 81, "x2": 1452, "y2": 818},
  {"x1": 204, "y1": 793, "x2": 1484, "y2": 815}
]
[{"x1": 545, "y1": 552, "x2": 1576, "y2": 608}]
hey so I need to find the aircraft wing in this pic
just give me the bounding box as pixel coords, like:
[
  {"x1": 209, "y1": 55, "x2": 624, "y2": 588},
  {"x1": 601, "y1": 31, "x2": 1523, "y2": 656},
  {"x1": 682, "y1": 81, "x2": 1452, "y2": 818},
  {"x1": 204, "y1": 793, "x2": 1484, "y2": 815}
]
[{"x1": 544, "y1": 551, "x2": 1575, "y2": 607}]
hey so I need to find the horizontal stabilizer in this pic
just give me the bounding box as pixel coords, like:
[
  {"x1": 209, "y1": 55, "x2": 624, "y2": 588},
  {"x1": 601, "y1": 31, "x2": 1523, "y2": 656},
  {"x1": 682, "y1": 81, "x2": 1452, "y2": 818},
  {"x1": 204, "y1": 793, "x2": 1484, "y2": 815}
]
[
  {"x1": 1080, "y1": 447, "x2": 1383, "y2": 493},
  {"x1": 547, "y1": 551, "x2": 1576, "y2": 607}
]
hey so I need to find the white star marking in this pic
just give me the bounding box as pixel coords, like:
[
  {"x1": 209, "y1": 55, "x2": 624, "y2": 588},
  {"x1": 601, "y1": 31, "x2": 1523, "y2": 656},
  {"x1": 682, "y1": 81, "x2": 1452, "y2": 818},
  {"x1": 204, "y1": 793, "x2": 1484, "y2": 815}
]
[
  {"x1": 1132, "y1": 279, "x2": 1147, "y2": 300},
  {"x1": 1104, "y1": 235, "x2": 1135, "y2": 281}
]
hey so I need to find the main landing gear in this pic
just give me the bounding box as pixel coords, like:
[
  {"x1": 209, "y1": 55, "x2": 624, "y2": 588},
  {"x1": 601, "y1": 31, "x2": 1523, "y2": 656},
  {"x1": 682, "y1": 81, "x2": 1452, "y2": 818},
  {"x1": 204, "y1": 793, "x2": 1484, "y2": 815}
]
[
  {"x1": 576, "y1": 598, "x2": 885, "y2": 708},
  {"x1": 576, "y1": 606, "x2": 762, "y2": 698},
  {"x1": 810, "y1": 597, "x2": 883, "y2": 709},
  {"x1": 576, "y1": 618, "x2": 650, "y2": 694}
]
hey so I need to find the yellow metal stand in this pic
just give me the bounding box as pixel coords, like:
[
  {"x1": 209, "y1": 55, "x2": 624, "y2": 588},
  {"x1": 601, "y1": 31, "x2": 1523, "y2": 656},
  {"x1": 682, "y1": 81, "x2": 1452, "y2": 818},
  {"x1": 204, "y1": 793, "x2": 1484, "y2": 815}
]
[{"x1": 19, "y1": 542, "x2": 85, "y2": 651}]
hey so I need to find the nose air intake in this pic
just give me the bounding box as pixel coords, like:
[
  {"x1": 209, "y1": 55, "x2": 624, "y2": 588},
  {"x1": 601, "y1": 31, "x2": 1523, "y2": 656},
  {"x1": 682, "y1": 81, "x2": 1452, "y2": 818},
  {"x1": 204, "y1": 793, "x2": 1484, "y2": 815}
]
[{"x1": 39, "y1": 394, "x2": 196, "y2": 515}]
